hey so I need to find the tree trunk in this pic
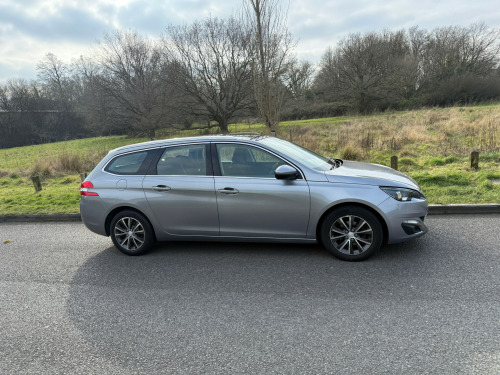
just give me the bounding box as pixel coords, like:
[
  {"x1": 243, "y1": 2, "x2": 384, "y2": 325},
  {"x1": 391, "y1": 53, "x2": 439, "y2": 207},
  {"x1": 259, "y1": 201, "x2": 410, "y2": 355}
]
[{"x1": 218, "y1": 119, "x2": 229, "y2": 134}]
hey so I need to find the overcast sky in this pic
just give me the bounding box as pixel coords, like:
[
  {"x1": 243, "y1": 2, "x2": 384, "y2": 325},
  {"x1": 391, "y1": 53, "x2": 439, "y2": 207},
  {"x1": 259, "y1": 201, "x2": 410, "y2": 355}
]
[{"x1": 1, "y1": 0, "x2": 499, "y2": 83}]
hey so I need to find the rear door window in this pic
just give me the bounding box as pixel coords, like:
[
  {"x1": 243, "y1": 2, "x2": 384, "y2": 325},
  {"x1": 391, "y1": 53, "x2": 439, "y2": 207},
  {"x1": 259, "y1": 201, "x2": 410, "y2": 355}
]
[{"x1": 156, "y1": 144, "x2": 207, "y2": 176}]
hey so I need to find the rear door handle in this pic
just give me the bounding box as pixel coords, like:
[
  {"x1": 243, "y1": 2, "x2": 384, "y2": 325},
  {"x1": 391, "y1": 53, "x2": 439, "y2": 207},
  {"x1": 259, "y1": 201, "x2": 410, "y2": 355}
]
[
  {"x1": 218, "y1": 187, "x2": 239, "y2": 195},
  {"x1": 152, "y1": 185, "x2": 171, "y2": 192}
]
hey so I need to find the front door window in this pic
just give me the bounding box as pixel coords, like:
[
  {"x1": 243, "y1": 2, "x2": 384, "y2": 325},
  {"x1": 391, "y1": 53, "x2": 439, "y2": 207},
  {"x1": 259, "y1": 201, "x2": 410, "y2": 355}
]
[{"x1": 216, "y1": 144, "x2": 288, "y2": 178}]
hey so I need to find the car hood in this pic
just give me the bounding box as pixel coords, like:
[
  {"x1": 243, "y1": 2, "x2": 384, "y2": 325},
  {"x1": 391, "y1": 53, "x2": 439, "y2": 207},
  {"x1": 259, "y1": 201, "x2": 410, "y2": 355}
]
[{"x1": 324, "y1": 161, "x2": 421, "y2": 190}]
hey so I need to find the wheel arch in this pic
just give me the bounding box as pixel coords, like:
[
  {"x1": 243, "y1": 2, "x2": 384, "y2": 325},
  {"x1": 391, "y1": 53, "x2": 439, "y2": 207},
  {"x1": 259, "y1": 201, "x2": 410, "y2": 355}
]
[
  {"x1": 105, "y1": 206, "x2": 157, "y2": 240},
  {"x1": 315, "y1": 202, "x2": 389, "y2": 246}
]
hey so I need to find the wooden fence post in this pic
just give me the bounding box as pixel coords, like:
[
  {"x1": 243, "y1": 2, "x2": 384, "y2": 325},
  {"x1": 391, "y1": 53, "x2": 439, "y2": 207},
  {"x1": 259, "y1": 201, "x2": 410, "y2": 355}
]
[
  {"x1": 470, "y1": 151, "x2": 479, "y2": 170},
  {"x1": 31, "y1": 175, "x2": 42, "y2": 192},
  {"x1": 391, "y1": 156, "x2": 398, "y2": 170},
  {"x1": 80, "y1": 172, "x2": 88, "y2": 182}
]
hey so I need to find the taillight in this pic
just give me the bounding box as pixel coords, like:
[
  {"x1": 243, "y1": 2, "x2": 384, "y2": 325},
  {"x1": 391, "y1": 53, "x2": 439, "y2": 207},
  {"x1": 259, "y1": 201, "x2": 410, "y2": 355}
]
[{"x1": 80, "y1": 181, "x2": 99, "y2": 196}]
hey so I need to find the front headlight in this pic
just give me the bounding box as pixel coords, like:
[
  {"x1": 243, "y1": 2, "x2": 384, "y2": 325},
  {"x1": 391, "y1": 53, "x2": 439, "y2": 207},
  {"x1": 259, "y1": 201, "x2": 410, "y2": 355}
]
[{"x1": 380, "y1": 187, "x2": 425, "y2": 202}]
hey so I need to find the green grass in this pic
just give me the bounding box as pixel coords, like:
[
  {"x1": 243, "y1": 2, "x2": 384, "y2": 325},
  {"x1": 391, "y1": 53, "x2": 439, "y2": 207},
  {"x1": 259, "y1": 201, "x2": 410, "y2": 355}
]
[
  {"x1": 1, "y1": 105, "x2": 499, "y2": 215},
  {"x1": 0, "y1": 175, "x2": 81, "y2": 214},
  {"x1": 0, "y1": 136, "x2": 149, "y2": 171},
  {"x1": 411, "y1": 163, "x2": 500, "y2": 205}
]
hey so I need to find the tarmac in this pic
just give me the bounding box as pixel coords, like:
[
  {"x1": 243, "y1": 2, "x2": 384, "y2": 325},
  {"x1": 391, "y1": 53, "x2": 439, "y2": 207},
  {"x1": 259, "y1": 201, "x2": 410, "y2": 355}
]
[{"x1": 1, "y1": 204, "x2": 499, "y2": 223}]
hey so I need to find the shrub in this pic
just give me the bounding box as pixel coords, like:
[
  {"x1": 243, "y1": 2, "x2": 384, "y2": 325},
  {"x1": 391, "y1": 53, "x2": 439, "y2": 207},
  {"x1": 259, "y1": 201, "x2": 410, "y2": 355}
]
[
  {"x1": 58, "y1": 152, "x2": 85, "y2": 173},
  {"x1": 340, "y1": 145, "x2": 362, "y2": 160},
  {"x1": 30, "y1": 161, "x2": 53, "y2": 178}
]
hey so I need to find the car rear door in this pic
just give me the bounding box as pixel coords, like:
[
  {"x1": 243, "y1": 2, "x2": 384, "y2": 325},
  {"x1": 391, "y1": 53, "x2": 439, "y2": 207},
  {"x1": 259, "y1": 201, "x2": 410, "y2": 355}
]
[
  {"x1": 213, "y1": 142, "x2": 310, "y2": 239},
  {"x1": 143, "y1": 143, "x2": 219, "y2": 236}
]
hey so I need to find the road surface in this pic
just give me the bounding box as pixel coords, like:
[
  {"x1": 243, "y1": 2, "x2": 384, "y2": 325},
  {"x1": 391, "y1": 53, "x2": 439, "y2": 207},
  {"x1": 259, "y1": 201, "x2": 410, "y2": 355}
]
[{"x1": 0, "y1": 215, "x2": 499, "y2": 374}]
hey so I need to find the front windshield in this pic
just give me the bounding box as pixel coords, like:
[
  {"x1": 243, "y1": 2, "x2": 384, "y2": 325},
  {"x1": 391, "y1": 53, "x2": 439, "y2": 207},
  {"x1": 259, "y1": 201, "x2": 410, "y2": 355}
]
[{"x1": 259, "y1": 137, "x2": 331, "y2": 171}]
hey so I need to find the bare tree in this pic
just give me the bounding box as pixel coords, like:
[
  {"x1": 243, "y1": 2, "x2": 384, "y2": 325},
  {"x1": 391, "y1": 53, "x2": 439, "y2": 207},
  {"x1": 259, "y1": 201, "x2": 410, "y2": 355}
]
[
  {"x1": 37, "y1": 53, "x2": 76, "y2": 110},
  {"x1": 243, "y1": 0, "x2": 294, "y2": 131},
  {"x1": 416, "y1": 23, "x2": 500, "y2": 105},
  {"x1": 0, "y1": 78, "x2": 87, "y2": 147},
  {"x1": 283, "y1": 59, "x2": 315, "y2": 99},
  {"x1": 0, "y1": 80, "x2": 38, "y2": 147},
  {"x1": 95, "y1": 30, "x2": 171, "y2": 138},
  {"x1": 72, "y1": 56, "x2": 118, "y2": 135},
  {"x1": 421, "y1": 23, "x2": 500, "y2": 81},
  {"x1": 163, "y1": 16, "x2": 254, "y2": 133},
  {"x1": 314, "y1": 30, "x2": 424, "y2": 113}
]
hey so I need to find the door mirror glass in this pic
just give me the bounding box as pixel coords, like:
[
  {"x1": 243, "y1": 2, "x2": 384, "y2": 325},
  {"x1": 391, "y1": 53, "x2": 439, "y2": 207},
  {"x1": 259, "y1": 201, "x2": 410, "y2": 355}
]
[{"x1": 275, "y1": 165, "x2": 299, "y2": 180}]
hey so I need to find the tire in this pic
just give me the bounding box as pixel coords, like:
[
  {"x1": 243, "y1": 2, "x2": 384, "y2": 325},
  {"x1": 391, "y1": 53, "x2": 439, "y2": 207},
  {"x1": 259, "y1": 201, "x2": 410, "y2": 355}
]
[
  {"x1": 320, "y1": 206, "x2": 383, "y2": 261},
  {"x1": 110, "y1": 210, "x2": 155, "y2": 256}
]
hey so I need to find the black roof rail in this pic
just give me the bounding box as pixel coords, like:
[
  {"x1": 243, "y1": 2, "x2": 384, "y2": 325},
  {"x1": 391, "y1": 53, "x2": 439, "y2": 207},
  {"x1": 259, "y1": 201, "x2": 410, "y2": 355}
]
[{"x1": 228, "y1": 132, "x2": 262, "y2": 136}]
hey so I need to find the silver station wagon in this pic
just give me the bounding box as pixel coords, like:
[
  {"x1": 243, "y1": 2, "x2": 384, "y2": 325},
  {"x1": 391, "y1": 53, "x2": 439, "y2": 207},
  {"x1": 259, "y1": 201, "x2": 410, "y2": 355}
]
[{"x1": 80, "y1": 134, "x2": 428, "y2": 261}]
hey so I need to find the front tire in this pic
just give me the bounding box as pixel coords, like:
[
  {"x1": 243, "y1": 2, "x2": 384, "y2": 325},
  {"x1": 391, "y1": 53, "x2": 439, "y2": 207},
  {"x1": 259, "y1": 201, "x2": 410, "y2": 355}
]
[
  {"x1": 320, "y1": 206, "x2": 383, "y2": 261},
  {"x1": 110, "y1": 210, "x2": 155, "y2": 256}
]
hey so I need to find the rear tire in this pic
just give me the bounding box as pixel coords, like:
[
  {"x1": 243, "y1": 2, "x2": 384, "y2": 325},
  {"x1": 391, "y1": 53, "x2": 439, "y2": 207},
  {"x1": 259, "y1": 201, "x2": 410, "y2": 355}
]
[
  {"x1": 110, "y1": 210, "x2": 155, "y2": 256},
  {"x1": 320, "y1": 206, "x2": 383, "y2": 261}
]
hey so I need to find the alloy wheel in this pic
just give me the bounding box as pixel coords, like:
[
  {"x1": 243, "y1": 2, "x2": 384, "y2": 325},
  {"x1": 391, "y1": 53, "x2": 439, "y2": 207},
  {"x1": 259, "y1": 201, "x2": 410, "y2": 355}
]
[
  {"x1": 329, "y1": 215, "x2": 374, "y2": 255},
  {"x1": 114, "y1": 217, "x2": 145, "y2": 251}
]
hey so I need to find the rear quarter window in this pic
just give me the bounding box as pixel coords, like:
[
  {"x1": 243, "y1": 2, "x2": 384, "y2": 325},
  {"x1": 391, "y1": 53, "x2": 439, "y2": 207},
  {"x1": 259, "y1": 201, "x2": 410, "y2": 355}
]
[{"x1": 104, "y1": 150, "x2": 152, "y2": 175}]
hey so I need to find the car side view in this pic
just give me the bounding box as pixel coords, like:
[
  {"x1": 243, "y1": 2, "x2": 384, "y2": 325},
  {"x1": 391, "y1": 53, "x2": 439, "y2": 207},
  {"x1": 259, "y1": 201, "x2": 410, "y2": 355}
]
[{"x1": 80, "y1": 134, "x2": 428, "y2": 261}]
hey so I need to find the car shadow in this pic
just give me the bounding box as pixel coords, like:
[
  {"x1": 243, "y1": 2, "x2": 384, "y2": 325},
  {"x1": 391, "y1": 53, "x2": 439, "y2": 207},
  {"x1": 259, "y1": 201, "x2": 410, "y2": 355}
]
[{"x1": 65, "y1": 238, "x2": 431, "y2": 370}]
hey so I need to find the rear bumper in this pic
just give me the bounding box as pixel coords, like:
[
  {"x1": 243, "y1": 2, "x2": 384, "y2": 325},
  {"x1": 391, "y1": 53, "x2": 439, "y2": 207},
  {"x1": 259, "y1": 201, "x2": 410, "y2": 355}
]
[{"x1": 80, "y1": 197, "x2": 108, "y2": 236}]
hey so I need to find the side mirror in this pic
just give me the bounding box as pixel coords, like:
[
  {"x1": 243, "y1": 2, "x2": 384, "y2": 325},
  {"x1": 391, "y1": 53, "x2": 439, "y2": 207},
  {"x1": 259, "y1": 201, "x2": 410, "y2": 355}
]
[{"x1": 275, "y1": 165, "x2": 299, "y2": 180}]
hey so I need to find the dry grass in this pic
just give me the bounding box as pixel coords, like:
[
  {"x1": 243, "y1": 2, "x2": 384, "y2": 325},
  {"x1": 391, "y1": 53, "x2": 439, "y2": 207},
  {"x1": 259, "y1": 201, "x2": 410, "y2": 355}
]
[
  {"x1": 285, "y1": 106, "x2": 500, "y2": 160},
  {"x1": 28, "y1": 150, "x2": 107, "y2": 179}
]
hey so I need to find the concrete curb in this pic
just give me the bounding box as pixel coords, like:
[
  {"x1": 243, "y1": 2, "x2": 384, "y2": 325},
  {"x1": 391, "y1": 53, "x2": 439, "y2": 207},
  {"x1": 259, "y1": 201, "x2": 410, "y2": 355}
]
[
  {"x1": 0, "y1": 214, "x2": 81, "y2": 223},
  {"x1": 427, "y1": 204, "x2": 500, "y2": 215},
  {"x1": 1, "y1": 204, "x2": 499, "y2": 223}
]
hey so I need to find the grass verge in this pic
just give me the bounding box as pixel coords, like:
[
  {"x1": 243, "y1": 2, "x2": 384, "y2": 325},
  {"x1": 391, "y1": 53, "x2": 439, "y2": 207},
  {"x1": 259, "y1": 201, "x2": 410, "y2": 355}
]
[{"x1": 1, "y1": 106, "x2": 499, "y2": 215}]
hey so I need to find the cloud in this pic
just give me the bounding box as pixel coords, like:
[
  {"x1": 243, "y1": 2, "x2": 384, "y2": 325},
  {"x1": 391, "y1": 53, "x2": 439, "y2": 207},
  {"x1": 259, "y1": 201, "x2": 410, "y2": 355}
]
[
  {"x1": 0, "y1": 1, "x2": 109, "y2": 43},
  {"x1": 288, "y1": 0, "x2": 500, "y2": 64},
  {"x1": 1, "y1": 0, "x2": 499, "y2": 83},
  {"x1": 111, "y1": 0, "x2": 237, "y2": 36}
]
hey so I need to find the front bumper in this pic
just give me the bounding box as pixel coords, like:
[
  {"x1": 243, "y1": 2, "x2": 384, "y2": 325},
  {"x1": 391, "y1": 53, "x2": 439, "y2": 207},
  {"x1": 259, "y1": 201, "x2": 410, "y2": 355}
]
[{"x1": 378, "y1": 197, "x2": 428, "y2": 244}]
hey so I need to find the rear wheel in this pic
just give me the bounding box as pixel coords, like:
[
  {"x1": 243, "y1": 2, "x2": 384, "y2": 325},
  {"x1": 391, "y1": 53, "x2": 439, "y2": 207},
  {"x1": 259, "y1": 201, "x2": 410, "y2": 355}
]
[
  {"x1": 110, "y1": 211, "x2": 155, "y2": 256},
  {"x1": 320, "y1": 206, "x2": 383, "y2": 261}
]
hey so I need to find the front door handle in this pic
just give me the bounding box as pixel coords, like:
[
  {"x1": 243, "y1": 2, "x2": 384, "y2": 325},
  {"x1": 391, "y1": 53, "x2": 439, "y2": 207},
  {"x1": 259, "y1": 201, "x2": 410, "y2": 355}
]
[
  {"x1": 152, "y1": 185, "x2": 171, "y2": 192},
  {"x1": 218, "y1": 187, "x2": 239, "y2": 195}
]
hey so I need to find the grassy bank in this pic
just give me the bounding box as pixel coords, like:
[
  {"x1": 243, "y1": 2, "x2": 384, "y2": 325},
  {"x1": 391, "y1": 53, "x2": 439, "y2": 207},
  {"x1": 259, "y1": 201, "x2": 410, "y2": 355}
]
[{"x1": 1, "y1": 105, "x2": 499, "y2": 215}]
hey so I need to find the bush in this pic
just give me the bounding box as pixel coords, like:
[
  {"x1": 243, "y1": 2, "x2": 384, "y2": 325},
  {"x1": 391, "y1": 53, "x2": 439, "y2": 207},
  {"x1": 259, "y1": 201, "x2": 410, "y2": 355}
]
[
  {"x1": 58, "y1": 152, "x2": 85, "y2": 173},
  {"x1": 281, "y1": 101, "x2": 349, "y2": 121},
  {"x1": 340, "y1": 145, "x2": 362, "y2": 160},
  {"x1": 30, "y1": 161, "x2": 53, "y2": 178}
]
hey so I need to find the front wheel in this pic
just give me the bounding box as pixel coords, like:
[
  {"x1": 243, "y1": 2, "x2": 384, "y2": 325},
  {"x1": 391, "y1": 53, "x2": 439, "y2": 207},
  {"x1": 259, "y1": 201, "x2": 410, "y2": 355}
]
[
  {"x1": 110, "y1": 210, "x2": 155, "y2": 256},
  {"x1": 320, "y1": 206, "x2": 383, "y2": 261}
]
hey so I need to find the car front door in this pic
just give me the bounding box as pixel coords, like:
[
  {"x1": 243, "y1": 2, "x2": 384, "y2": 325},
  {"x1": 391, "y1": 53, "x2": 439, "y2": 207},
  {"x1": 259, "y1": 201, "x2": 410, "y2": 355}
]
[
  {"x1": 213, "y1": 143, "x2": 310, "y2": 239},
  {"x1": 143, "y1": 143, "x2": 219, "y2": 236}
]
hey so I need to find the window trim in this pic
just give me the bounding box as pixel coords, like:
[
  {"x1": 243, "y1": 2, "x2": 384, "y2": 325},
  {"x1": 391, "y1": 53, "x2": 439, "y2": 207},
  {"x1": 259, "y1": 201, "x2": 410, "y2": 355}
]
[{"x1": 211, "y1": 141, "x2": 304, "y2": 180}]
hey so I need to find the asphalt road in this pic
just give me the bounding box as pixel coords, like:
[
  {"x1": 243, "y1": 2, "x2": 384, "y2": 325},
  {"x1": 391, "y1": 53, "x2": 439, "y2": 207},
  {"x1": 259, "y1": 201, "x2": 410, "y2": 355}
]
[{"x1": 0, "y1": 215, "x2": 499, "y2": 375}]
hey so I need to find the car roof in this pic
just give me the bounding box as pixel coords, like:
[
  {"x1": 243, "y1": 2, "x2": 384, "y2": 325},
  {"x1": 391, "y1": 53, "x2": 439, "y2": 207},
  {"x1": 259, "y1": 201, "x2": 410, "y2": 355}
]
[{"x1": 110, "y1": 133, "x2": 268, "y2": 154}]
